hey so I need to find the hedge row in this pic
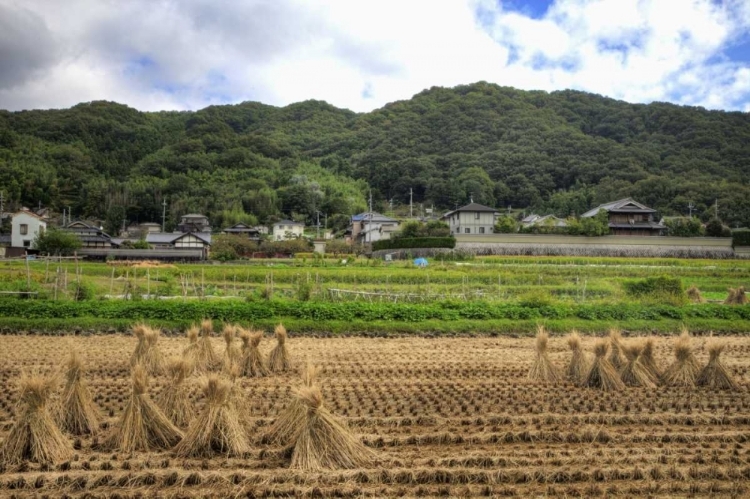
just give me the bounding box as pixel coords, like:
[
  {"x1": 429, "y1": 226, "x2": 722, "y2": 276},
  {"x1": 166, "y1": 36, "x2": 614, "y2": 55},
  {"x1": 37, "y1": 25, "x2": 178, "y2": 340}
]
[
  {"x1": 733, "y1": 229, "x2": 750, "y2": 248},
  {"x1": 0, "y1": 299, "x2": 748, "y2": 323},
  {"x1": 372, "y1": 237, "x2": 456, "y2": 251}
]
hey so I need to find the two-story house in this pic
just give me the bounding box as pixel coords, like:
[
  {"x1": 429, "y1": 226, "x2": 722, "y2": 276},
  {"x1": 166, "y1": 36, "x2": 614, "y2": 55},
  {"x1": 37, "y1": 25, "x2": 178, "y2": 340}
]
[
  {"x1": 272, "y1": 220, "x2": 305, "y2": 240},
  {"x1": 177, "y1": 214, "x2": 211, "y2": 233},
  {"x1": 11, "y1": 210, "x2": 47, "y2": 248},
  {"x1": 64, "y1": 221, "x2": 113, "y2": 248},
  {"x1": 441, "y1": 202, "x2": 499, "y2": 235},
  {"x1": 349, "y1": 212, "x2": 400, "y2": 244},
  {"x1": 222, "y1": 222, "x2": 266, "y2": 242},
  {"x1": 581, "y1": 198, "x2": 665, "y2": 236}
]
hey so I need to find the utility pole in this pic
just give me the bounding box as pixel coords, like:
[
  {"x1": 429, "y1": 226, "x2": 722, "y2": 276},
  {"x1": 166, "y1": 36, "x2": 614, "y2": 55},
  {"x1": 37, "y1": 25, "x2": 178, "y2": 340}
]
[
  {"x1": 714, "y1": 199, "x2": 718, "y2": 219},
  {"x1": 409, "y1": 188, "x2": 413, "y2": 219},
  {"x1": 162, "y1": 199, "x2": 167, "y2": 232},
  {"x1": 62, "y1": 208, "x2": 66, "y2": 227},
  {"x1": 315, "y1": 211, "x2": 321, "y2": 239},
  {"x1": 688, "y1": 202, "x2": 695, "y2": 218},
  {"x1": 0, "y1": 191, "x2": 4, "y2": 220},
  {"x1": 507, "y1": 205, "x2": 512, "y2": 215},
  {"x1": 368, "y1": 190, "x2": 373, "y2": 244},
  {"x1": 68, "y1": 206, "x2": 72, "y2": 224}
]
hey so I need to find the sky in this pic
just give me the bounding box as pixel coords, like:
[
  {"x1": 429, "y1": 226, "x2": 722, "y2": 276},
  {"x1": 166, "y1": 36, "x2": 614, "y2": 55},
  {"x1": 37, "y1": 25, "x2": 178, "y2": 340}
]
[{"x1": 1, "y1": 0, "x2": 749, "y2": 113}]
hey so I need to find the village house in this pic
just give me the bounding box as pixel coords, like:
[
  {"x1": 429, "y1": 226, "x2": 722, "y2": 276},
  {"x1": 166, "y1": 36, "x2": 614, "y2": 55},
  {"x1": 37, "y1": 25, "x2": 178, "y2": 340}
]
[
  {"x1": 63, "y1": 222, "x2": 113, "y2": 248},
  {"x1": 521, "y1": 214, "x2": 569, "y2": 229},
  {"x1": 581, "y1": 198, "x2": 665, "y2": 236},
  {"x1": 222, "y1": 222, "x2": 267, "y2": 242},
  {"x1": 125, "y1": 222, "x2": 162, "y2": 238},
  {"x1": 177, "y1": 213, "x2": 211, "y2": 233},
  {"x1": 441, "y1": 202, "x2": 499, "y2": 235},
  {"x1": 272, "y1": 220, "x2": 305, "y2": 241},
  {"x1": 349, "y1": 212, "x2": 400, "y2": 244},
  {"x1": 11, "y1": 210, "x2": 47, "y2": 248},
  {"x1": 146, "y1": 232, "x2": 212, "y2": 258}
]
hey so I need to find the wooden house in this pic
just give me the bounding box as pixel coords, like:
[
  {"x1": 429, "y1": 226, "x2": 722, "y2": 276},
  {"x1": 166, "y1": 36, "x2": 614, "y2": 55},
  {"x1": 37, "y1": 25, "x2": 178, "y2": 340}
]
[{"x1": 581, "y1": 198, "x2": 665, "y2": 236}]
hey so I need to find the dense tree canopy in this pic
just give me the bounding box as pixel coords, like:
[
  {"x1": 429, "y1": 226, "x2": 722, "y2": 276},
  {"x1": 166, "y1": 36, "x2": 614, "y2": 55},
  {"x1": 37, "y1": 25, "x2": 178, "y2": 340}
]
[{"x1": 1, "y1": 82, "x2": 748, "y2": 228}]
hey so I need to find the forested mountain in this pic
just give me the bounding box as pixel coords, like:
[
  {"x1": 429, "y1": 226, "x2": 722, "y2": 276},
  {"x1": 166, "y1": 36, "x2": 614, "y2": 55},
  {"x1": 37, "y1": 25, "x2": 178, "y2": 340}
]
[{"x1": 1, "y1": 81, "x2": 749, "y2": 231}]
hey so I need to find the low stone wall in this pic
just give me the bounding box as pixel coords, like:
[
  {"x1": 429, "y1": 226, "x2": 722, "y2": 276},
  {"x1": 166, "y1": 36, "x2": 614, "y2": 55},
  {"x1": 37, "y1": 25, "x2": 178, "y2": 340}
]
[{"x1": 372, "y1": 235, "x2": 740, "y2": 259}]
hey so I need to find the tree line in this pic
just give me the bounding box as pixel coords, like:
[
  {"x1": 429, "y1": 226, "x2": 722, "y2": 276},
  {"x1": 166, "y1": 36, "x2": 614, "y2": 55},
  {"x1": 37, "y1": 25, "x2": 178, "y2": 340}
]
[{"x1": 1, "y1": 82, "x2": 748, "y2": 230}]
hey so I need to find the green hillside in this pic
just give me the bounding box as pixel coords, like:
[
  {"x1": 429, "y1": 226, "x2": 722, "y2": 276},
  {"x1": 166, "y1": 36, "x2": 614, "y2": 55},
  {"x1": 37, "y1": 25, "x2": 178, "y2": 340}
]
[{"x1": 1, "y1": 82, "x2": 748, "y2": 230}]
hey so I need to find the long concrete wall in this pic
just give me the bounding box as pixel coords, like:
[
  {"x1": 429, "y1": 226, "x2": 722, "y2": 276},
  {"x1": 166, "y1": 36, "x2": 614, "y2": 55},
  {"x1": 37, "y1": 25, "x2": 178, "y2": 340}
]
[{"x1": 456, "y1": 234, "x2": 732, "y2": 247}]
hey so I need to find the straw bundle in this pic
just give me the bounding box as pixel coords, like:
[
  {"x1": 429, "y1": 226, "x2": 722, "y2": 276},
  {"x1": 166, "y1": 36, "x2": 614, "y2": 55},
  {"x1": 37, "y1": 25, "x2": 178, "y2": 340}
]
[
  {"x1": 239, "y1": 329, "x2": 268, "y2": 377},
  {"x1": 696, "y1": 340, "x2": 738, "y2": 390},
  {"x1": 58, "y1": 351, "x2": 100, "y2": 435},
  {"x1": 222, "y1": 324, "x2": 242, "y2": 374},
  {"x1": 104, "y1": 365, "x2": 183, "y2": 452},
  {"x1": 156, "y1": 358, "x2": 194, "y2": 428},
  {"x1": 0, "y1": 374, "x2": 72, "y2": 465},
  {"x1": 194, "y1": 319, "x2": 219, "y2": 371},
  {"x1": 262, "y1": 364, "x2": 320, "y2": 446},
  {"x1": 725, "y1": 287, "x2": 748, "y2": 305},
  {"x1": 607, "y1": 329, "x2": 625, "y2": 371},
  {"x1": 583, "y1": 339, "x2": 625, "y2": 391},
  {"x1": 174, "y1": 375, "x2": 250, "y2": 457},
  {"x1": 226, "y1": 365, "x2": 254, "y2": 429},
  {"x1": 290, "y1": 385, "x2": 374, "y2": 471},
  {"x1": 268, "y1": 324, "x2": 292, "y2": 373},
  {"x1": 661, "y1": 331, "x2": 701, "y2": 387},
  {"x1": 143, "y1": 327, "x2": 165, "y2": 375},
  {"x1": 129, "y1": 323, "x2": 150, "y2": 367},
  {"x1": 619, "y1": 341, "x2": 657, "y2": 388},
  {"x1": 686, "y1": 285, "x2": 705, "y2": 303},
  {"x1": 527, "y1": 326, "x2": 561, "y2": 382},
  {"x1": 566, "y1": 331, "x2": 588, "y2": 384},
  {"x1": 640, "y1": 338, "x2": 661, "y2": 380}
]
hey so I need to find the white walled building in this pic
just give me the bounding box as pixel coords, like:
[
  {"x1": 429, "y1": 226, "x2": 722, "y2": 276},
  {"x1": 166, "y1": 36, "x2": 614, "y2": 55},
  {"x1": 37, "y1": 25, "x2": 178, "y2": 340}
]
[
  {"x1": 441, "y1": 202, "x2": 499, "y2": 235},
  {"x1": 350, "y1": 212, "x2": 400, "y2": 244},
  {"x1": 272, "y1": 220, "x2": 305, "y2": 240},
  {"x1": 11, "y1": 210, "x2": 47, "y2": 248}
]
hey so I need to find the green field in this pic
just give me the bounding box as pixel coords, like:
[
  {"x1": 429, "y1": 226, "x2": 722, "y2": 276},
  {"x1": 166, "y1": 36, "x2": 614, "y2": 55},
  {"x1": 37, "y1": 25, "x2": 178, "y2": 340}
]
[{"x1": 0, "y1": 255, "x2": 748, "y2": 334}]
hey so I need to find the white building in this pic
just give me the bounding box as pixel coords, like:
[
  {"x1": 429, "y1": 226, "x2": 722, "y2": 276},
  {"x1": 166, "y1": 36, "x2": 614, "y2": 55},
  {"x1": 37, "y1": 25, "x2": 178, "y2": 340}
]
[
  {"x1": 350, "y1": 212, "x2": 400, "y2": 244},
  {"x1": 11, "y1": 210, "x2": 47, "y2": 248},
  {"x1": 272, "y1": 220, "x2": 305, "y2": 240},
  {"x1": 441, "y1": 202, "x2": 499, "y2": 235}
]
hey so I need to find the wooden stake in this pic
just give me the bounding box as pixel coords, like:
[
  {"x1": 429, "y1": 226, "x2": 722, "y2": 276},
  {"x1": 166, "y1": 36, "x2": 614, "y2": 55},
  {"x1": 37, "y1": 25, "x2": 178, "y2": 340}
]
[{"x1": 25, "y1": 255, "x2": 31, "y2": 289}]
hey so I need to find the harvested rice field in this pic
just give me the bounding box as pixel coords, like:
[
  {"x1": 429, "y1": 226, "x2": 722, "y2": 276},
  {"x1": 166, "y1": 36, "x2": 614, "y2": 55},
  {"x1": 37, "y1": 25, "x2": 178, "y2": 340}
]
[{"x1": 1, "y1": 332, "x2": 750, "y2": 498}]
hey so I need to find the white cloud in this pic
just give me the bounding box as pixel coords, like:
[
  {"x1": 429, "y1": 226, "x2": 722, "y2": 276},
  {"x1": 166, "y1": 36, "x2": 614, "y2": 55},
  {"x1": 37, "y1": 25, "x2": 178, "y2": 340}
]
[{"x1": 0, "y1": 0, "x2": 748, "y2": 112}]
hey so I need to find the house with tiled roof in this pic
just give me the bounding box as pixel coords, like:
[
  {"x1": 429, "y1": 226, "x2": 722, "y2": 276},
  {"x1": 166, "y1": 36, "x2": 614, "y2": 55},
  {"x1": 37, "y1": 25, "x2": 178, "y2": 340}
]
[
  {"x1": 441, "y1": 202, "x2": 499, "y2": 235},
  {"x1": 582, "y1": 198, "x2": 665, "y2": 236}
]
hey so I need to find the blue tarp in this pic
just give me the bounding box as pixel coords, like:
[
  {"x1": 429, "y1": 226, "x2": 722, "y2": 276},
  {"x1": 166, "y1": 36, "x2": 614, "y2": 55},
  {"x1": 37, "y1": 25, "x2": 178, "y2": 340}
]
[{"x1": 414, "y1": 258, "x2": 428, "y2": 267}]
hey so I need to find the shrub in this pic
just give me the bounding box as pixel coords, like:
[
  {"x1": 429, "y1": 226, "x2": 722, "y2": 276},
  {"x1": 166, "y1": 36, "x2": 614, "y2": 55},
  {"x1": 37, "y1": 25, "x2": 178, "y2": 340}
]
[
  {"x1": 494, "y1": 216, "x2": 518, "y2": 233},
  {"x1": 623, "y1": 275, "x2": 686, "y2": 304},
  {"x1": 69, "y1": 281, "x2": 95, "y2": 301},
  {"x1": 705, "y1": 218, "x2": 725, "y2": 237},
  {"x1": 665, "y1": 217, "x2": 704, "y2": 237},
  {"x1": 34, "y1": 228, "x2": 82, "y2": 256},
  {"x1": 731, "y1": 229, "x2": 750, "y2": 248}
]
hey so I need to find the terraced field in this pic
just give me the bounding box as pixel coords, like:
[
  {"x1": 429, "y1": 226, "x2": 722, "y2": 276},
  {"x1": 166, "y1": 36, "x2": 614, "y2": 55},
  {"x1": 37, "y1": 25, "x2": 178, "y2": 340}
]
[{"x1": 0, "y1": 332, "x2": 749, "y2": 497}]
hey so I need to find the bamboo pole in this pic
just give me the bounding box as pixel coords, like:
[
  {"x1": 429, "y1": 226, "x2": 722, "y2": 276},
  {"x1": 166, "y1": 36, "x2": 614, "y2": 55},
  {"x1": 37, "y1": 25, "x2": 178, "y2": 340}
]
[{"x1": 25, "y1": 255, "x2": 31, "y2": 289}]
